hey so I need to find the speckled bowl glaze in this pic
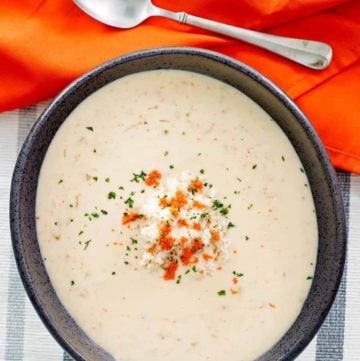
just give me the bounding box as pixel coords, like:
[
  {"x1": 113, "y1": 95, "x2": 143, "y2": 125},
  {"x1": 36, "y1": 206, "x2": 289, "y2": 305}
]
[{"x1": 10, "y1": 47, "x2": 346, "y2": 361}]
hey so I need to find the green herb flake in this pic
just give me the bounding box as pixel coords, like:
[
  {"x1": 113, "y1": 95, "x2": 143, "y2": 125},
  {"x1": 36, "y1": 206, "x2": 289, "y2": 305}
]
[
  {"x1": 185, "y1": 269, "x2": 191, "y2": 275},
  {"x1": 70, "y1": 280, "x2": 75, "y2": 286},
  {"x1": 69, "y1": 204, "x2": 73, "y2": 208},
  {"x1": 92, "y1": 176, "x2": 98, "y2": 181},
  {"x1": 126, "y1": 246, "x2": 131, "y2": 251},
  {"x1": 245, "y1": 235, "x2": 249, "y2": 240},
  {"x1": 91, "y1": 212, "x2": 99, "y2": 218},
  {"x1": 93, "y1": 149, "x2": 97, "y2": 153},
  {"x1": 164, "y1": 129, "x2": 169, "y2": 135},
  {"x1": 200, "y1": 212, "x2": 208, "y2": 218},
  {"x1": 100, "y1": 209, "x2": 108, "y2": 215},
  {"x1": 54, "y1": 221, "x2": 58, "y2": 226},
  {"x1": 176, "y1": 275, "x2": 182, "y2": 284},
  {"x1": 252, "y1": 164, "x2": 257, "y2": 170},
  {"x1": 83, "y1": 239, "x2": 92, "y2": 250},
  {"x1": 164, "y1": 151, "x2": 169, "y2": 156},
  {"x1": 86, "y1": 126, "x2": 94, "y2": 132},
  {"x1": 200, "y1": 169, "x2": 205, "y2": 174},
  {"x1": 131, "y1": 171, "x2": 147, "y2": 183},
  {"x1": 124, "y1": 197, "x2": 134, "y2": 208},
  {"x1": 141, "y1": 189, "x2": 145, "y2": 194},
  {"x1": 192, "y1": 265, "x2": 197, "y2": 272},
  {"x1": 58, "y1": 179, "x2": 63, "y2": 184},
  {"x1": 217, "y1": 290, "x2": 226, "y2": 296},
  {"x1": 124, "y1": 261, "x2": 129, "y2": 265},
  {"x1": 233, "y1": 271, "x2": 244, "y2": 278},
  {"x1": 108, "y1": 191, "x2": 116, "y2": 200},
  {"x1": 300, "y1": 168, "x2": 305, "y2": 173},
  {"x1": 78, "y1": 230, "x2": 84, "y2": 236},
  {"x1": 247, "y1": 203, "x2": 253, "y2": 210},
  {"x1": 131, "y1": 238, "x2": 138, "y2": 245},
  {"x1": 169, "y1": 164, "x2": 174, "y2": 169},
  {"x1": 105, "y1": 177, "x2": 110, "y2": 183},
  {"x1": 281, "y1": 156, "x2": 285, "y2": 161},
  {"x1": 227, "y1": 222, "x2": 235, "y2": 229},
  {"x1": 112, "y1": 272, "x2": 116, "y2": 275},
  {"x1": 307, "y1": 276, "x2": 313, "y2": 280},
  {"x1": 213, "y1": 200, "x2": 224, "y2": 209},
  {"x1": 220, "y1": 208, "x2": 229, "y2": 216},
  {"x1": 197, "y1": 153, "x2": 202, "y2": 156}
]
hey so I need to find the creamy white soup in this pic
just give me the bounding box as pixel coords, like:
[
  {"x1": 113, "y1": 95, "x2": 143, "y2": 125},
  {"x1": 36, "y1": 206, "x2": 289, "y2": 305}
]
[{"x1": 36, "y1": 70, "x2": 318, "y2": 361}]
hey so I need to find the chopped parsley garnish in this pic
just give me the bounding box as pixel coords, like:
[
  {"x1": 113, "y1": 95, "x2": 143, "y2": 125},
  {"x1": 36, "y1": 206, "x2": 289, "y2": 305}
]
[
  {"x1": 245, "y1": 235, "x2": 249, "y2": 240},
  {"x1": 124, "y1": 197, "x2": 134, "y2": 208},
  {"x1": 200, "y1": 169, "x2": 205, "y2": 174},
  {"x1": 164, "y1": 129, "x2": 169, "y2": 134},
  {"x1": 141, "y1": 189, "x2": 145, "y2": 193},
  {"x1": 91, "y1": 212, "x2": 99, "y2": 218},
  {"x1": 200, "y1": 212, "x2": 208, "y2": 218},
  {"x1": 220, "y1": 208, "x2": 229, "y2": 216},
  {"x1": 192, "y1": 265, "x2": 197, "y2": 272},
  {"x1": 306, "y1": 276, "x2": 313, "y2": 280},
  {"x1": 197, "y1": 153, "x2": 202, "y2": 156},
  {"x1": 247, "y1": 203, "x2": 253, "y2": 210},
  {"x1": 176, "y1": 275, "x2": 182, "y2": 284},
  {"x1": 92, "y1": 176, "x2": 98, "y2": 181},
  {"x1": 169, "y1": 164, "x2": 174, "y2": 169},
  {"x1": 124, "y1": 261, "x2": 129, "y2": 265},
  {"x1": 300, "y1": 168, "x2": 305, "y2": 173},
  {"x1": 119, "y1": 186, "x2": 125, "y2": 190},
  {"x1": 70, "y1": 280, "x2": 75, "y2": 286},
  {"x1": 213, "y1": 200, "x2": 224, "y2": 209},
  {"x1": 252, "y1": 164, "x2": 257, "y2": 169},
  {"x1": 164, "y1": 151, "x2": 169, "y2": 156},
  {"x1": 234, "y1": 190, "x2": 240, "y2": 195},
  {"x1": 93, "y1": 149, "x2": 96, "y2": 153},
  {"x1": 69, "y1": 204, "x2": 73, "y2": 208},
  {"x1": 236, "y1": 177, "x2": 242, "y2": 183},
  {"x1": 281, "y1": 156, "x2": 285, "y2": 161},
  {"x1": 108, "y1": 191, "x2": 116, "y2": 200},
  {"x1": 105, "y1": 177, "x2": 110, "y2": 183},
  {"x1": 217, "y1": 290, "x2": 226, "y2": 296},
  {"x1": 131, "y1": 238, "x2": 138, "y2": 245},
  {"x1": 83, "y1": 239, "x2": 92, "y2": 250},
  {"x1": 58, "y1": 179, "x2": 63, "y2": 184},
  {"x1": 78, "y1": 230, "x2": 84, "y2": 236},
  {"x1": 112, "y1": 272, "x2": 116, "y2": 275},
  {"x1": 54, "y1": 221, "x2": 58, "y2": 226},
  {"x1": 100, "y1": 209, "x2": 108, "y2": 215},
  {"x1": 227, "y1": 222, "x2": 235, "y2": 229},
  {"x1": 185, "y1": 269, "x2": 191, "y2": 275},
  {"x1": 86, "y1": 126, "x2": 94, "y2": 131},
  {"x1": 233, "y1": 271, "x2": 244, "y2": 277},
  {"x1": 131, "y1": 171, "x2": 147, "y2": 183}
]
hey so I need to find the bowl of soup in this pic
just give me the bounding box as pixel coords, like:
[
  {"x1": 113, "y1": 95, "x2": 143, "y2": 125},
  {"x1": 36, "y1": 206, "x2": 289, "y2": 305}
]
[{"x1": 10, "y1": 47, "x2": 346, "y2": 361}]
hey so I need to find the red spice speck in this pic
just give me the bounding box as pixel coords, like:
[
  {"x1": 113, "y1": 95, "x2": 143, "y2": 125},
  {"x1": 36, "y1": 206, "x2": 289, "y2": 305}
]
[
  {"x1": 122, "y1": 213, "x2": 139, "y2": 225},
  {"x1": 145, "y1": 170, "x2": 162, "y2": 187},
  {"x1": 164, "y1": 261, "x2": 178, "y2": 280}
]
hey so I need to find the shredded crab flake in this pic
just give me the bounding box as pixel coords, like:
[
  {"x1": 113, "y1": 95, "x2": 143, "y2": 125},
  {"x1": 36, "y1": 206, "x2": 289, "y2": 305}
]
[{"x1": 121, "y1": 170, "x2": 234, "y2": 280}]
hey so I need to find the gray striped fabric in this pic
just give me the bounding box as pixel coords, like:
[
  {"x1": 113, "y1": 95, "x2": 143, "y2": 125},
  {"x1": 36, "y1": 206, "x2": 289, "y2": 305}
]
[{"x1": 0, "y1": 104, "x2": 359, "y2": 361}]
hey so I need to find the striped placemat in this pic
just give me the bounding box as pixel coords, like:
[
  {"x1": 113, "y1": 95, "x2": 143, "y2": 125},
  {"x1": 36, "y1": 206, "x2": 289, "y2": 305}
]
[{"x1": 0, "y1": 103, "x2": 359, "y2": 361}]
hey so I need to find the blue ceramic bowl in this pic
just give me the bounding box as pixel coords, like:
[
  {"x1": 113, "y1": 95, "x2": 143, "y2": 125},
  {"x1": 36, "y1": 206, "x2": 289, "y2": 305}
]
[{"x1": 10, "y1": 47, "x2": 346, "y2": 361}]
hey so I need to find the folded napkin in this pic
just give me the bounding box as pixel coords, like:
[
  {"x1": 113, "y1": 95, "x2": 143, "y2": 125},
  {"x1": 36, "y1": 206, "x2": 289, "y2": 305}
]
[{"x1": 1, "y1": 0, "x2": 359, "y2": 173}]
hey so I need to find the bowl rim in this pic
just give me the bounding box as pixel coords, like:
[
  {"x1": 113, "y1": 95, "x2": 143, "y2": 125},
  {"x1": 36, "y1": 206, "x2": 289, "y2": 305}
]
[{"x1": 10, "y1": 46, "x2": 347, "y2": 361}]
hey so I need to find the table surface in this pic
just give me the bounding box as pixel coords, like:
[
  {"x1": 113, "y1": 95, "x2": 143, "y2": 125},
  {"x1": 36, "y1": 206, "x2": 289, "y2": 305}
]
[{"x1": 0, "y1": 103, "x2": 359, "y2": 361}]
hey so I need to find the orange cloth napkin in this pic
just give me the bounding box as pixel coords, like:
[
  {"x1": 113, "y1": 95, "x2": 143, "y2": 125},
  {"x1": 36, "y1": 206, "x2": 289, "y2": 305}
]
[{"x1": 1, "y1": 0, "x2": 360, "y2": 173}]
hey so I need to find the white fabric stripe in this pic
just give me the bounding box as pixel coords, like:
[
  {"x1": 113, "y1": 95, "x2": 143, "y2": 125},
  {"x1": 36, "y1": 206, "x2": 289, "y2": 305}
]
[
  {"x1": 343, "y1": 174, "x2": 360, "y2": 361},
  {"x1": 23, "y1": 297, "x2": 64, "y2": 361},
  {"x1": 298, "y1": 336, "x2": 317, "y2": 360},
  {"x1": 0, "y1": 110, "x2": 19, "y2": 361}
]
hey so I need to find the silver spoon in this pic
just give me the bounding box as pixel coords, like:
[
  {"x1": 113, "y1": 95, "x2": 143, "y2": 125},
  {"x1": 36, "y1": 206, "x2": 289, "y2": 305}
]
[{"x1": 73, "y1": 0, "x2": 332, "y2": 70}]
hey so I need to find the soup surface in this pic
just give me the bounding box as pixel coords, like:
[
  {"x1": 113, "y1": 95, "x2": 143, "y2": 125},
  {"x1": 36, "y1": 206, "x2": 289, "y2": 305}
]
[{"x1": 36, "y1": 70, "x2": 318, "y2": 361}]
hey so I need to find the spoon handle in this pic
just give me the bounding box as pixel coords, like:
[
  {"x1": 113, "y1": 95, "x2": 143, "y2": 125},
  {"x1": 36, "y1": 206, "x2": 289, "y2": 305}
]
[{"x1": 172, "y1": 12, "x2": 332, "y2": 70}]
